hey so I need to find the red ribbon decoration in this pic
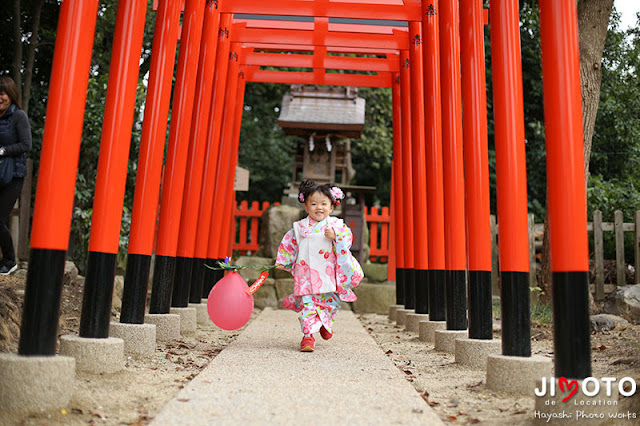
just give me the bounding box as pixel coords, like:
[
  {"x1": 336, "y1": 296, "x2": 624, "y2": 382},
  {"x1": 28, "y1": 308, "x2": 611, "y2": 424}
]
[{"x1": 246, "y1": 270, "x2": 269, "y2": 295}]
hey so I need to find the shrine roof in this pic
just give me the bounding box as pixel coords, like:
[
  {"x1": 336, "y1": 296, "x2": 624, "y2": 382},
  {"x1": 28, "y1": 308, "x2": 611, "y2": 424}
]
[{"x1": 277, "y1": 85, "x2": 365, "y2": 138}]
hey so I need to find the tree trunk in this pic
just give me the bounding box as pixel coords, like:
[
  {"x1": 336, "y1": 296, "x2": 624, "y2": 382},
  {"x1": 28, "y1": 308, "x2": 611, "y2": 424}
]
[
  {"x1": 11, "y1": 0, "x2": 23, "y2": 92},
  {"x1": 539, "y1": 0, "x2": 613, "y2": 312},
  {"x1": 22, "y1": 0, "x2": 44, "y2": 114}
]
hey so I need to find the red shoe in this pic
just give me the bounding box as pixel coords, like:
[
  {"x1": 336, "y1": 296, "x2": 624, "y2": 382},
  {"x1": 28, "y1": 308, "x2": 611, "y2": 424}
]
[
  {"x1": 319, "y1": 325, "x2": 333, "y2": 340},
  {"x1": 300, "y1": 335, "x2": 315, "y2": 352}
]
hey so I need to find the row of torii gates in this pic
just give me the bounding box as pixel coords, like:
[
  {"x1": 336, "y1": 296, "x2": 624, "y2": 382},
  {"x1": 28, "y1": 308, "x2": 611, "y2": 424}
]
[{"x1": 19, "y1": 0, "x2": 589, "y2": 383}]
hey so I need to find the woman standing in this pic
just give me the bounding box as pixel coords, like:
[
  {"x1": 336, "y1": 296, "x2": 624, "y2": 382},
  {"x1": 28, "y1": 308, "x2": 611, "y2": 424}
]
[{"x1": 0, "y1": 76, "x2": 31, "y2": 275}]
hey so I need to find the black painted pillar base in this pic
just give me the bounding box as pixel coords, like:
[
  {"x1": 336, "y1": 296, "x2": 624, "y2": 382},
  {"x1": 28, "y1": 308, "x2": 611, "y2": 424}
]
[
  {"x1": 171, "y1": 256, "x2": 193, "y2": 308},
  {"x1": 149, "y1": 255, "x2": 176, "y2": 314},
  {"x1": 404, "y1": 268, "x2": 415, "y2": 310},
  {"x1": 395, "y1": 267, "x2": 405, "y2": 305},
  {"x1": 80, "y1": 251, "x2": 117, "y2": 338},
  {"x1": 414, "y1": 269, "x2": 428, "y2": 314},
  {"x1": 428, "y1": 270, "x2": 446, "y2": 321},
  {"x1": 18, "y1": 249, "x2": 67, "y2": 355},
  {"x1": 553, "y1": 271, "x2": 591, "y2": 379},
  {"x1": 500, "y1": 271, "x2": 531, "y2": 356},
  {"x1": 189, "y1": 258, "x2": 206, "y2": 304},
  {"x1": 468, "y1": 270, "x2": 493, "y2": 339},
  {"x1": 121, "y1": 253, "x2": 151, "y2": 324},
  {"x1": 446, "y1": 270, "x2": 468, "y2": 330},
  {"x1": 202, "y1": 258, "x2": 222, "y2": 298}
]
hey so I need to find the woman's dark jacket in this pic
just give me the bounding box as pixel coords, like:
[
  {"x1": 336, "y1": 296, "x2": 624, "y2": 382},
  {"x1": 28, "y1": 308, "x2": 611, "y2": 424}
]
[{"x1": 0, "y1": 104, "x2": 31, "y2": 178}]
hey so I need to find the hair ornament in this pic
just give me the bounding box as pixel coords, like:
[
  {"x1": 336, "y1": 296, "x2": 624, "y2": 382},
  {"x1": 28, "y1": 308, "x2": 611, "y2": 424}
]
[
  {"x1": 298, "y1": 193, "x2": 305, "y2": 202},
  {"x1": 330, "y1": 187, "x2": 344, "y2": 202}
]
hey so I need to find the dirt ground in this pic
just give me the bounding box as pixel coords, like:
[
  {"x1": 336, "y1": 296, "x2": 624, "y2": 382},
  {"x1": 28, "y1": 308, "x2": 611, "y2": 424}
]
[
  {"x1": 358, "y1": 313, "x2": 640, "y2": 424},
  {"x1": 2, "y1": 269, "x2": 640, "y2": 425}
]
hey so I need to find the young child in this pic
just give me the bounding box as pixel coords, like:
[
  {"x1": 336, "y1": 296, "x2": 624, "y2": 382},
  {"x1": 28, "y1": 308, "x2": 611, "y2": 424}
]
[{"x1": 276, "y1": 179, "x2": 364, "y2": 352}]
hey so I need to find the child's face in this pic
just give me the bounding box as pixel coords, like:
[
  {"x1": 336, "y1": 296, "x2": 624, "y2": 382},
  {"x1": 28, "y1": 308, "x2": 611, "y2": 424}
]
[{"x1": 304, "y1": 191, "x2": 334, "y2": 222}]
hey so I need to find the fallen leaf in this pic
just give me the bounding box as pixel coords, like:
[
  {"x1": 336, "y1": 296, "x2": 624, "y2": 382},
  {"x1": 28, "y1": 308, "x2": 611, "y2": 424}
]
[
  {"x1": 468, "y1": 419, "x2": 481, "y2": 424},
  {"x1": 611, "y1": 358, "x2": 635, "y2": 365},
  {"x1": 178, "y1": 398, "x2": 190, "y2": 402},
  {"x1": 446, "y1": 415, "x2": 458, "y2": 421},
  {"x1": 91, "y1": 409, "x2": 108, "y2": 421},
  {"x1": 385, "y1": 350, "x2": 393, "y2": 355},
  {"x1": 598, "y1": 345, "x2": 609, "y2": 351},
  {"x1": 403, "y1": 370, "x2": 413, "y2": 375}
]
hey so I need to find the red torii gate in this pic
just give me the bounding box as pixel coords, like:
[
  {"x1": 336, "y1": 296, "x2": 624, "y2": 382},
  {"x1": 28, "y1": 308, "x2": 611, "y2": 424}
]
[{"x1": 16, "y1": 0, "x2": 590, "y2": 390}]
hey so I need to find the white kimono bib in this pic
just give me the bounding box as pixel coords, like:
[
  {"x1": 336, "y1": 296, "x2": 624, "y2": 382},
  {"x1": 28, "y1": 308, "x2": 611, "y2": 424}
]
[{"x1": 292, "y1": 217, "x2": 337, "y2": 296}]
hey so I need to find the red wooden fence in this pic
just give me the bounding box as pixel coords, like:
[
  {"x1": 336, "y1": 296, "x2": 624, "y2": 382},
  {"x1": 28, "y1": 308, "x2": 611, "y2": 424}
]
[
  {"x1": 365, "y1": 206, "x2": 390, "y2": 262},
  {"x1": 233, "y1": 202, "x2": 392, "y2": 262},
  {"x1": 233, "y1": 201, "x2": 277, "y2": 255}
]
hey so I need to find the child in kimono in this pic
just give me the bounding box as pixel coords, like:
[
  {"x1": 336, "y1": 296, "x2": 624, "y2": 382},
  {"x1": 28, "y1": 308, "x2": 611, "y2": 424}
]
[{"x1": 276, "y1": 179, "x2": 364, "y2": 352}]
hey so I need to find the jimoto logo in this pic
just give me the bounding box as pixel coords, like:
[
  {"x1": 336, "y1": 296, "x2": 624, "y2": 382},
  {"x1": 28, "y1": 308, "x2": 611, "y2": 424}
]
[{"x1": 535, "y1": 376, "x2": 637, "y2": 402}]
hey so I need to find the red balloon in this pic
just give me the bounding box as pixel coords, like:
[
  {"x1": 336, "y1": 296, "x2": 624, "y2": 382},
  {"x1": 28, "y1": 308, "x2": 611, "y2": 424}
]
[{"x1": 207, "y1": 272, "x2": 254, "y2": 330}]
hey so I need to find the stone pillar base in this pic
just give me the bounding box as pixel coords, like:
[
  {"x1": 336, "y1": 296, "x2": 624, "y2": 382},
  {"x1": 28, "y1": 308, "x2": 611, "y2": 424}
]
[
  {"x1": 388, "y1": 304, "x2": 403, "y2": 322},
  {"x1": 395, "y1": 309, "x2": 414, "y2": 327},
  {"x1": 486, "y1": 354, "x2": 553, "y2": 396},
  {"x1": 455, "y1": 338, "x2": 502, "y2": 369},
  {"x1": 145, "y1": 313, "x2": 181, "y2": 342},
  {"x1": 434, "y1": 329, "x2": 468, "y2": 353},
  {"x1": 418, "y1": 320, "x2": 446, "y2": 343},
  {"x1": 0, "y1": 353, "x2": 75, "y2": 414},
  {"x1": 170, "y1": 307, "x2": 197, "y2": 335},
  {"x1": 194, "y1": 300, "x2": 210, "y2": 324},
  {"x1": 405, "y1": 313, "x2": 429, "y2": 333},
  {"x1": 109, "y1": 322, "x2": 156, "y2": 357},
  {"x1": 59, "y1": 335, "x2": 124, "y2": 374},
  {"x1": 533, "y1": 378, "x2": 620, "y2": 424}
]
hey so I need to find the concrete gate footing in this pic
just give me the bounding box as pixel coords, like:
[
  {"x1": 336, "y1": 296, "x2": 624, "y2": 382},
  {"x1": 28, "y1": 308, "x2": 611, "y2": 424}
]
[
  {"x1": 455, "y1": 338, "x2": 502, "y2": 369},
  {"x1": 170, "y1": 307, "x2": 197, "y2": 335},
  {"x1": 395, "y1": 309, "x2": 414, "y2": 327},
  {"x1": 145, "y1": 313, "x2": 181, "y2": 342},
  {"x1": 418, "y1": 320, "x2": 446, "y2": 343},
  {"x1": 0, "y1": 353, "x2": 75, "y2": 415},
  {"x1": 194, "y1": 300, "x2": 210, "y2": 324},
  {"x1": 434, "y1": 329, "x2": 468, "y2": 353},
  {"x1": 388, "y1": 304, "x2": 403, "y2": 322},
  {"x1": 486, "y1": 354, "x2": 552, "y2": 395},
  {"x1": 109, "y1": 322, "x2": 156, "y2": 357},
  {"x1": 405, "y1": 313, "x2": 429, "y2": 333},
  {"x1": 59, "y1": 335, "x2": 124, "y2": 374}
]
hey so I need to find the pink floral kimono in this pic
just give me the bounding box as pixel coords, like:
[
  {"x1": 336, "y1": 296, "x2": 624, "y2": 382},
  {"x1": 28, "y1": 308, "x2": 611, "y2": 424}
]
[{"x1": 276, "y1": 216, "x2": 364, "y2": 335}]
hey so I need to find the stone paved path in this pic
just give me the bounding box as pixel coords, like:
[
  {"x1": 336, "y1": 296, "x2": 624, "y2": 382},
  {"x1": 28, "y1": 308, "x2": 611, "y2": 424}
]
[{"x1": 151, "y1": 308, "x2": 442, "y2": 425}]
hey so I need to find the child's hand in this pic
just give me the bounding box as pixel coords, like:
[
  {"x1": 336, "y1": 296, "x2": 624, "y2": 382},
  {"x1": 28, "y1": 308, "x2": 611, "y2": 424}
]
[
  {"x1": 275, "y1": 264, "x2": 286, "y2": 270},
  {"x1": 324, "y1": 227, "x2": 336, "y2": 241}
]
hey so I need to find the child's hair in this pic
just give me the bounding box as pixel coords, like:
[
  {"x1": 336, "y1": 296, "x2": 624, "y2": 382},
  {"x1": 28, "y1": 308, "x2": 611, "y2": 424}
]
[{"x1": 298, "y1": 179, "x2": 345, "y2": 206}]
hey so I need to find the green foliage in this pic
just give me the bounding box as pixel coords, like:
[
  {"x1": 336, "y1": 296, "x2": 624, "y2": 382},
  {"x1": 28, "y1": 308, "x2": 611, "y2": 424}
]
[
  {"x1": 351, "y1": 87, "x2": 393, "y2": 206},
  {"x1": 530, "y1": 302, "x2": 553, "y2": 325},
  {"x1": 590, "y1": 10, "x2": 640, "y2": 181},
  {"x1": 585, "y1": 10, "x2": 640, "y2": 266},
  {"x1": 587, "y1": 175, "x2": 640, "y2": 265},
  {"x1": 237, "y1": 83, "x2": 298, "y2": 202}
]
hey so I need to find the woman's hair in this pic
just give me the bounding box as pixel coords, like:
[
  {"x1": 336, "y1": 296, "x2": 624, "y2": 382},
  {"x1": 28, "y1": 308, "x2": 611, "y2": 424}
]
[
  {"x1": 298, "y1": 179, "x2": 343, "y2": 206},
  {"x1": 0, "y1": 76, "x2": 21, "y2": 110}
]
